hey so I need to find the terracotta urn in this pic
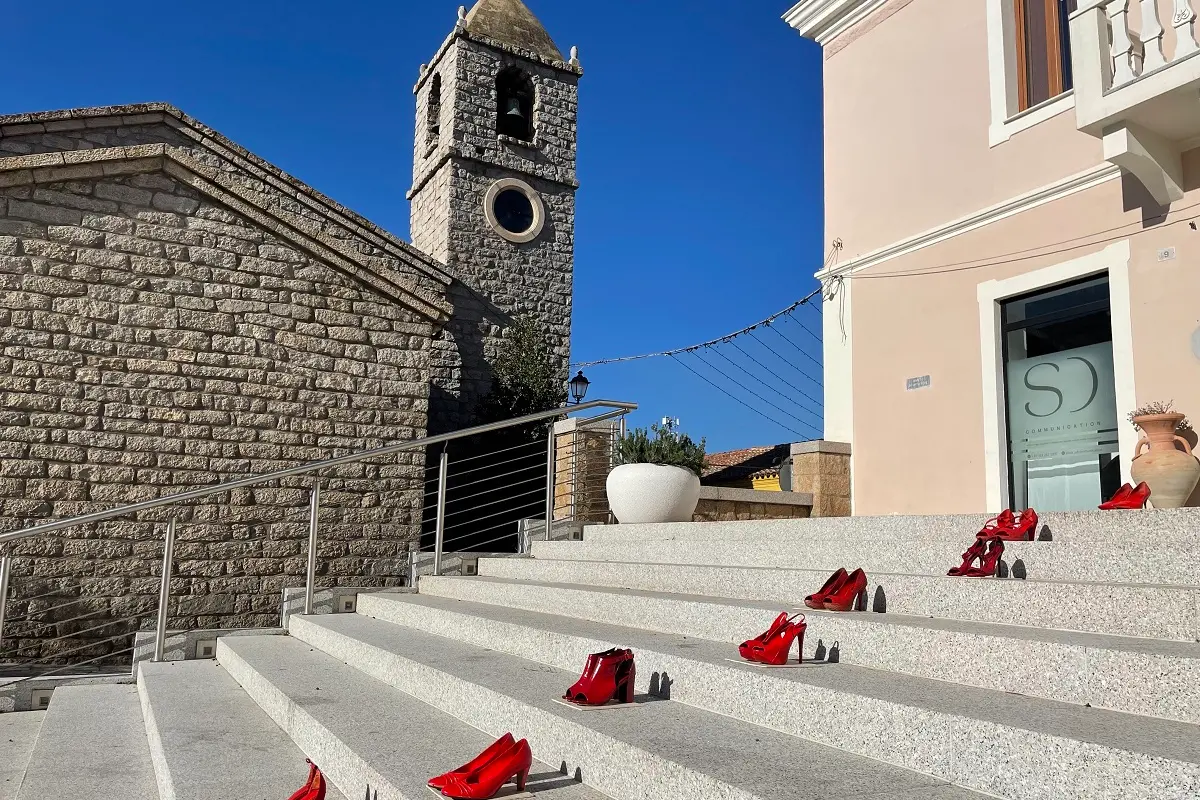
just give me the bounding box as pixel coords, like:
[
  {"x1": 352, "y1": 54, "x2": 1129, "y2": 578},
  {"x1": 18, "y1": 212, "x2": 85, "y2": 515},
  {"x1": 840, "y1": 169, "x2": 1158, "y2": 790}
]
[{"x1": 1130, "y1": 413, "x2": 1200, "y2": 509}]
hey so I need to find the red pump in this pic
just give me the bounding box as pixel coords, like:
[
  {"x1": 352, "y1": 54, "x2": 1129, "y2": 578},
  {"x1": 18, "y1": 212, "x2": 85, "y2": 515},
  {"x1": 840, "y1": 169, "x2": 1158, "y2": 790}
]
[
  {"x1": 823, "y1": 568, "x2": 867, "y2": 612},
  {"x1": 286, "y1": 760, "x2": 326, "y2": 800},
  {"x1": 428, "y1": 733, "x2": 515, "y2": 791},
  {"x1": 439, "y1": 738, "x2": 533, "y2": 799},
  {"x1": 1100, "y1": 482, "x2": 1151, "y2": 510},
  {"x1": 804, "y1": 567, "x2": 849, "y2": 610},
  {"x1": 947, "y1": 538, "x2": 988, "y2": 576}
]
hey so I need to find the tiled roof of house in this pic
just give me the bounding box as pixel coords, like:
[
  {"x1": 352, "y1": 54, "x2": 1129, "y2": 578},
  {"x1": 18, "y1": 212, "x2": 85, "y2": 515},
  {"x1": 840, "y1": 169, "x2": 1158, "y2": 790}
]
[{"x1": 702, "y1": 444, "x2": 790, "y2": 484}]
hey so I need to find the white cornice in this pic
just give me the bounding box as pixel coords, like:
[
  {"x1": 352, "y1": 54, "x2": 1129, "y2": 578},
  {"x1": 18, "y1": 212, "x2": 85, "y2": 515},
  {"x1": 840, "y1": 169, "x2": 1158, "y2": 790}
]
[
  {"x1": 782, "y1": 0, "x2": 888, "y2": 45},
  {"x1": 817, "y1": 163, "x2": 1122, "y2": 280}
]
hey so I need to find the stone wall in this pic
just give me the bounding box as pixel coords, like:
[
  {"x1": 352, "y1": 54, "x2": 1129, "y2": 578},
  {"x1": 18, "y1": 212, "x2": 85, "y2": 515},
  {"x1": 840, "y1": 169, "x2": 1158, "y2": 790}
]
[
  {"x1": 0, "y1": 165, "x2": 433, "y2": 664},
  {"x1": 693, "y1": 487, "x2": 813, "y2": 522},
  {"x1": 410, "y1": 34, "x2": 579, "y2": 433}
]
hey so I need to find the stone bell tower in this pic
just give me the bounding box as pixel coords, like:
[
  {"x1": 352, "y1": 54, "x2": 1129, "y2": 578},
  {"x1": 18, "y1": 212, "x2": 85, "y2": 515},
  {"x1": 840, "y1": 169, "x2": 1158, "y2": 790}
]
[{"x1": 409, "y1": 0, "x2": 582, "y2": 433}]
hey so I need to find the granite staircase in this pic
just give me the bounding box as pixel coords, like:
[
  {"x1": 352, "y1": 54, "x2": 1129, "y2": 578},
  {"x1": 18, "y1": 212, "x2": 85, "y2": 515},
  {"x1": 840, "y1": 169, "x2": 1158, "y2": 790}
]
[{"x1": 2, "y1": 509, "x2": 1199, "y2": 800}]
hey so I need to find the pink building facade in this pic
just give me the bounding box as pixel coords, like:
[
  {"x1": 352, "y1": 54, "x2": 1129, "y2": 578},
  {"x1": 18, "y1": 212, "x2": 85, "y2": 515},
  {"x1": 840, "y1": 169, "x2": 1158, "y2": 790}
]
[{"x1": 787, "y1": 0, "x2": 1200, "y2": 514}]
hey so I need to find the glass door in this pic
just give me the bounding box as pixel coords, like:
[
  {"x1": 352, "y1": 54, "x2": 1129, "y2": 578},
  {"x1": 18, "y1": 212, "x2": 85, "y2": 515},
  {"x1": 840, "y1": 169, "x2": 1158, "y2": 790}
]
[{"x1": 1002, "y1": 276, "x2": 1121, "y2": 511}]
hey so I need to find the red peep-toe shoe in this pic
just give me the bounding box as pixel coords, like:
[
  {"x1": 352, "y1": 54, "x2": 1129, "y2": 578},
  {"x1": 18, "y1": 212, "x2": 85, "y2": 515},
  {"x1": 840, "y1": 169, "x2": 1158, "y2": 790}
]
[
  {"x1": 429, "y1": 733, "x2": 515, "y2": 790},
  {"x1": 563, "y1": 648, "x2": 622, "y2": 701},
  {"x1": 739, "y1": 612, "x2": 791, "y2": 660},
  {"x1": 749, "y1": 615, "x2": 807, "y2": 665},
  {"x1": 287, "y1": 760, "x2": 327, "y2": 800},
  {"x1": 975, "y1": 509, "x2": 1015, "y2": 539},
  {"x1": 948, "y1": 538, "x2": 987, "y2": 576},
  {"x1": 804, "y1": 567, "x2": 848, "y2": 609},
  {"x1": 965, "y1": 538, "x2": 1005, "y2": 577},
  {"x1": 564, "y1": 650, "x2": 635, "y2": 705},
  {"x1": 823, "y1": 568, "x2": 866, "y2": 612},
  {"x1": 440, "y1": 738, "x2": 533, "y2": 799}
]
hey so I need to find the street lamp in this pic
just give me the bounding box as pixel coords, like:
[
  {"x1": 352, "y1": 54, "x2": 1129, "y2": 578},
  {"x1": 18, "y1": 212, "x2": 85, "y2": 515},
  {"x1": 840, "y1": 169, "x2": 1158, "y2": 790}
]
[{"x1": 569, "y1": 371, "x2": 590, "y2": 404}]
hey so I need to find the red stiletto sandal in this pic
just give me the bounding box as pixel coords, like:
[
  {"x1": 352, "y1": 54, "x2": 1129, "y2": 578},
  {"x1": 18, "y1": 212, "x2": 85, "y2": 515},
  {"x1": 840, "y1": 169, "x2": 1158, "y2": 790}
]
[
  {"x1": 750, "y1": 615, "x2": 806, "y2": 665},
  {"x1": 1099, "y1": 484, "x2": 1133, "y2": 509},
  {"x1": 429, "y1": 733, "x2": 515, "y2": 790},
  {"x1": 997, "y1": 508, "x2": 1038, "y2": 541},
  {"x1": 823, "y1": 568, "x2": 867, "y2": 612},
  {"x1": 965, "y1": 538, "x2": 1005, "y2": 577},
  {"x1": 287, "y1": 760, "x2": 327, "y2": 800},
  {"x1": 440, "y1": 738, "x2": 533, "y2": 799},
  {"x1": 975, "y1": 509, "x2": 1015, "y2": 539},
  {"x1": 804, "y1": 567, "x2": 848, "y2": 609},
  {"x1": 947, "y1": 538, "x2": 987, "y2": 576},
  {"x1": 739, "y1": 612, "x2": 791, "y2": 660},
  {"x1": 564, "y1": 650, "x2": 635, "y2": 705}
]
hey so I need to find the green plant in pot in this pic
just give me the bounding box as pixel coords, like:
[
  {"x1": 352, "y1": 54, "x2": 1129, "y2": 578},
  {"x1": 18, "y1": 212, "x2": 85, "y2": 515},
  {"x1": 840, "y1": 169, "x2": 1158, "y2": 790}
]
[
  {"x1": 1129, "y1": 400, "x2": 1199, "y2": 508},
  {"x1": 607, "y1": 424, "x2": 707, "y2": 524}
]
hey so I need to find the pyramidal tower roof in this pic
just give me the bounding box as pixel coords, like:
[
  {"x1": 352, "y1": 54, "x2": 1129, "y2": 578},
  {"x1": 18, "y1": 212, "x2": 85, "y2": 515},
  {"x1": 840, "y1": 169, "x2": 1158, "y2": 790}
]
[{"x1": 464, "y1": 0, "x2": 564, "y2": 62}]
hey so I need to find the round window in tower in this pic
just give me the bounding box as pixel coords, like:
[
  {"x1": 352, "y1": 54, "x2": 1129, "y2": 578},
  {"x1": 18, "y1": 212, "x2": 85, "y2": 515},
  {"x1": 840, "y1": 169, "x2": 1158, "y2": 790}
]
[{"x1": 484, "y1": 178, "x2": 545, "y2": 244}]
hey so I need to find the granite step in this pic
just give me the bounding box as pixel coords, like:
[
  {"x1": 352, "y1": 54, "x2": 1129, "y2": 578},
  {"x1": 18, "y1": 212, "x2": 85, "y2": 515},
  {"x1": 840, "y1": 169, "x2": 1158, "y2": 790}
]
[
  {"x1": 14, "y1": 683, "x2": 157, "y2": 800},
  {"x1": 475, "y1": 558, "x2": 1200, "y2": 641},
  {"x1": 294, "y1": 605, "x2": 1200, "y2": 800},
  {"x1": 583, "y1": 508, "x2": 1200, "y2": 547},
  {"x1": 0, "y1": 711, "x2": 42, "y2": 800},
  {"x1": 286, "y1": 611, "x2": 986, "y2": 800},
  {"x1": 363, "y1": 587, "x2": 1200, "y2": 725},
  {"x1": 216, "y1": 634, "x2": 607, "y2": 800},
  {"x1": 531, "y1": 536, "x2": 1200, "y2": 586},
  {"x1": 137, "y1": 659, "x2": 348, "y2": 800}
]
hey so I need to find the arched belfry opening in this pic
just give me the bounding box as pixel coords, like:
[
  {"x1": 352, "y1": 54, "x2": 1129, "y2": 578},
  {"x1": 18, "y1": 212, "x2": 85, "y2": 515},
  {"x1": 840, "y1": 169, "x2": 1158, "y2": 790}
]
[{"x1": 497, "y1": 67, "x2": 534, "y2": 141}]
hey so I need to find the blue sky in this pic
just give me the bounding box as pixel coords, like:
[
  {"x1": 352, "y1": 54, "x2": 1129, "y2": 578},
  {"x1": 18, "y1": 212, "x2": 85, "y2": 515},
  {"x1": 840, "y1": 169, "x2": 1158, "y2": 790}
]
[{"x1": 4, "y1": 0, "x2": 825, "y2": 453}]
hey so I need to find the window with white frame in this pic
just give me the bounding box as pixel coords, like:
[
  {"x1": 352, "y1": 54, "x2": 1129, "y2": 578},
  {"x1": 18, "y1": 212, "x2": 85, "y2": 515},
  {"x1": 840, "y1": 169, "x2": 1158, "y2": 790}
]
[
  {"x1": 1014, "y1": 0, "x2": 1077, "y2": 111},
  {"x1": 987, "y1": 0, "x2": 1078, "y2": 144}
]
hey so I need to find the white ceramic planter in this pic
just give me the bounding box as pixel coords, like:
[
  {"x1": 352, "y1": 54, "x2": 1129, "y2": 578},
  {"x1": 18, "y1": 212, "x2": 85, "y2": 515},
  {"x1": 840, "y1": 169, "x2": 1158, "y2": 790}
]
[{"x1": 606, "y1": 463, "x2": 701, "y2": 524}]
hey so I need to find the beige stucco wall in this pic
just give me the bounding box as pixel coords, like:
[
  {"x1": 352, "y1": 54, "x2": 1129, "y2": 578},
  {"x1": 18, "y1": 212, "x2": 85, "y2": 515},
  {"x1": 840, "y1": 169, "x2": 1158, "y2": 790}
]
[
  {"x1": 823, "y1": 0, "x2": 1103, "y2": 260},
  {"x1": 849, "y1": 170, "x2": 1200, "y2": 515}
]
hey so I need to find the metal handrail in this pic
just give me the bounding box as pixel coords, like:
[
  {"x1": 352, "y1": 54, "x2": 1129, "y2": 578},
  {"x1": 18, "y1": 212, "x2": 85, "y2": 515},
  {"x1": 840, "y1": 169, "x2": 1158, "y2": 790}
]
[
  {"x1": 0, "y1": 399, "x2": 636, "y2": 545},
  {"x1": 0, "y1": 398, "x2": 636, "y2": 673}
]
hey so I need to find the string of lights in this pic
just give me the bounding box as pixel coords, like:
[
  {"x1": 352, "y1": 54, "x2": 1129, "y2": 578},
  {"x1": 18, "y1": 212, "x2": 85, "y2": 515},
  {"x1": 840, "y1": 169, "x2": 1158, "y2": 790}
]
[
  {"x1": 570, "y1": 286, "x2": 823, "y2": 369},
  {"x1": 668, "y1": 354, "x2": 814, "y2": 439}
]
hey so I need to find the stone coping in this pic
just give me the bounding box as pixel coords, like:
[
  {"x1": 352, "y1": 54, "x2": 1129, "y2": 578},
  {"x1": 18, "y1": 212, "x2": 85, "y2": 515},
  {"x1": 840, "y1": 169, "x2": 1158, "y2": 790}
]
[
  {"x1": 699, "y1": 486, "x2": 815, "y2": 507},
  {"x1": 0, "y1": 142, "x2": 452, "y2": 322},
  {"x1": 0, "y1": 102, "x2": 456, "y2": 291},
  {"x1": 791, "y1": 440, "x2": 852, "y2": 456}
]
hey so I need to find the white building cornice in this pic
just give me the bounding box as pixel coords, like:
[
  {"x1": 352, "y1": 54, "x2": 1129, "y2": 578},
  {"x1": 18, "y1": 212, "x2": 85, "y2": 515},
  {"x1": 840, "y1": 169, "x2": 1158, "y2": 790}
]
[{"x1": 782, "y1": 0, "x2": 888, "y2": 45}]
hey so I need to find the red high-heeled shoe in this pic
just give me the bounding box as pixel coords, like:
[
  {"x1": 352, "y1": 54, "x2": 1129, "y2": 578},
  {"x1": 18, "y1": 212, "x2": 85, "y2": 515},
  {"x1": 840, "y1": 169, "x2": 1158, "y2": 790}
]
[
  {"x1": 749, "y1": 615, "x2": 806, "y2": 665},
  {"x1": 965, "y1": 538, "x2": 1005, "y2": 577},
  {"x1": 1101, "y1": 482, "x2": 1150, "y2": 510},
  {"x1": 1099, "y1": 484, "x2": 1133, "y2": 509},
  {"x1": 975, "y1": 509, "x2": 1015, "y2": 539},
  {"x1": 429, "y1": 733, "x2": 515, "y2": 790},
  {"x1": 563, "y1": 648, "x2": 622, "y2": 701},
  {"x1": 287, "y1": 760, "x2": 326, "y2": 800},
  {"x1": 997, "y1": 508, "x2": 1038, "y2": 541},
  {"x1": 947, "y1": 538, "x2": 987, "y2": 576},
  {"x1": 823, "y1": 568, "x2": 866, "y2": 612},
  {"x1": 804, "y1": 567, "x2": 848, "y2": 609},
  {"x1": 563, "y1": 650, "x2": 635, "y2": 705},
  {"x1": 440, "y1": 738, "x2": 533, "y2": 799},
  {"x1": 739, "y1": 612, "x2": 790, "y2": 660}
]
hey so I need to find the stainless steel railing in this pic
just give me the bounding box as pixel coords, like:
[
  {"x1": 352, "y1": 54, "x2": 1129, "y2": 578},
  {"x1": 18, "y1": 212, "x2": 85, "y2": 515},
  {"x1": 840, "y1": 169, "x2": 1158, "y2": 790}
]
[{"x1": 0, "y1": 400, "x2": 635, "y2": 679}]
